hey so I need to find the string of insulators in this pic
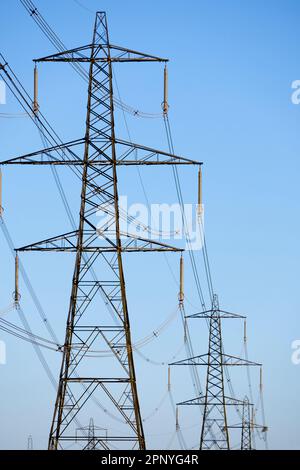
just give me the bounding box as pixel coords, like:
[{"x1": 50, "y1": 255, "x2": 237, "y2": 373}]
[
  {"x1": 176, "y1": 406, "x2": 179, "y2": 430},
  {"x1": 178, "y1": 255, "x2": 184, "y2": 305},
  {"x1": 184, "y1": 318, "x2": 187, "y2": 343},
  {"x1": 33, "y1": 65, "x2": 39, "y2": 114},
  {"x1": 162, "y1": 64, "x2": 169, "y2": 115},
  {"x1": 14, "y1": 253, "x2": 20, "y2": 308},
  {"x1": 244, "y1": 320, "x2": 247, "y2": 343},
  {"x1": 168, "y1": 366, "x2": 171, "y2": 392},
  {"x1": 0, "y1": 168, "x2": 3, "y2": 217},
  {"x1": 197, "y1": 166, "x2": 203, "y2": 216}
]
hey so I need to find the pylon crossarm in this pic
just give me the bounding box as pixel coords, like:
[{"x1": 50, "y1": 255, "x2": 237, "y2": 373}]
[
  {"x1": 177, "y1": 395, "x2": 205, "y2": 406},
  {"x1": 11, "y1": 10, "x2": 187, "y2": 450},
  {"x1": 253, "y1": 424, "x2": 268, "y2": 431},
  {"x1": 120, "y1": 232, "x2": 183, "y2": 252},
  {"x1": 34, "y1": 44, "x2": 168, "y2": 63},
  {"x1": 60, "y1": 436, "x2": 142, "y2": 442},
  {"x1": 224, "y1": 396, "x2": 253, "y2": 406},
  {"x1": 106, "y1": 44, "x2": 168, "y2": 62},
  {"x1": 16, "y1": 230, "x2": 79, "y2": 251}
]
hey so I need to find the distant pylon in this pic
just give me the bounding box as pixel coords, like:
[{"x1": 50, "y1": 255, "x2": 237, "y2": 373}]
[
  {"x1": 27, "y1": 434, "x2": 33, "y2": 450},
  {"x1": 170, "y1": 294, "x2": 261, "y2": 449},
  {"x1": 241, "y1": 397, "x2": 252, "y2": 450}
]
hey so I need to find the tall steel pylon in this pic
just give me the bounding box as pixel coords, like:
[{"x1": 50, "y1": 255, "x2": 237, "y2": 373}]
[
  {"x1": 170, "y1": 294, "x2": 261, "y2": 449},
  {"x1": 1, "y1": 12, "x2": 200, "y2": 449}
]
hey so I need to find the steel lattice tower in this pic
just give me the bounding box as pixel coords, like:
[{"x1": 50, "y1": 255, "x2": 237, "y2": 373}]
[
  {"x1": 170, "y1": 294, "x2": 261, "y2": 449},
  {"x1": 1, "y1": 12, "x2": 200, "y2": 449},
  {"x1": 76, "y1": 418, "x2": 106, "y2": 450},
  {"x1": 227, "y1": 397, "x2": 253, "y2": 450},
  {"x1": 227, "y1": 396, "x2": 267, "y2": 450}
]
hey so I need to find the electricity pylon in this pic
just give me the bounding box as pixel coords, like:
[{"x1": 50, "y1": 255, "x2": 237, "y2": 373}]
[
  {"x1": 170, "y1": 294, "x2": 261, "y2": 449},
  {"x1": 228, "y1": 396, "x2": 268, "y2": 450},
  {"x1": 87, "y1": 418, "x2": 97, "y2": 451},
  {"x1": 76, "y1": 418, "x2": 107, "y2": 450},
  {"x1": 1, "y1": 12, "x2": 200, "y2": 449}
]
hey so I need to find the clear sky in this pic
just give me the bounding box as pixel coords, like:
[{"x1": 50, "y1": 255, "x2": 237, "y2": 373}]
[{"x1": 0, "y1": 0, "x2": 300, "y2": 450}]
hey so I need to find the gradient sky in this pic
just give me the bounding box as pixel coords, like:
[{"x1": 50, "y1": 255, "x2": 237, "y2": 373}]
[{"x1": 0, "y1": 0, "x2": 300, "y2": 450}]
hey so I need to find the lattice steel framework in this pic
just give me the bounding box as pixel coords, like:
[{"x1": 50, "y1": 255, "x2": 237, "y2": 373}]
[
  {"x1": 170, "y1": 294, "x2": 260, "y2": 450},
  {"x1": 1, "y1": 12, "x2": 201, "y2": 449}
]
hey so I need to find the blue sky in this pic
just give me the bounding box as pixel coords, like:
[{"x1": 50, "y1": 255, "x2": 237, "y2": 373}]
[{"x1": 0, "y1": 0, "x2": 300, "y2": 450}]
